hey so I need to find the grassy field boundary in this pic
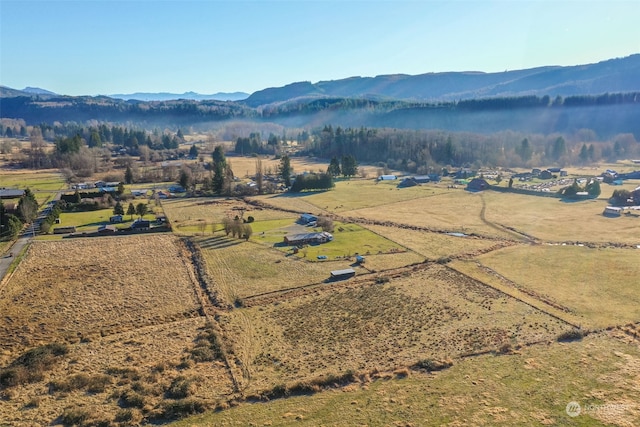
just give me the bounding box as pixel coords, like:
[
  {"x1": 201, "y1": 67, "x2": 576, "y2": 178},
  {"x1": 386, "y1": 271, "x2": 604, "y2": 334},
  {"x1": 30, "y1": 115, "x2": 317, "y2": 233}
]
[
  {"x1": 449, "y1": 260, "x2": 584, "y2": 328},
  {"x1": 180, "y1": 237, "x2": 242, "y2": 394}
]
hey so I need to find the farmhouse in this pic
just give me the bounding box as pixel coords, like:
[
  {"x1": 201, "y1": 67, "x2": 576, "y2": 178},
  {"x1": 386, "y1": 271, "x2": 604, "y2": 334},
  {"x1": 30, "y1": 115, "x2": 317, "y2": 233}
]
[
  {"x1": 131, "y1": 219, "x2": 150, "y2": 229},
  {"x1": 466, "y1": 178, "x2": 490, "y2": 191},
  {"x1": 330, "y1": 268, "x2": 356, "y2": 280},
  {"x1": 284, "y1": 231, "x2": 333, "y2": 246},
  {"x1": 539, "y1": 170, "x2": 553, "y2": 180}
]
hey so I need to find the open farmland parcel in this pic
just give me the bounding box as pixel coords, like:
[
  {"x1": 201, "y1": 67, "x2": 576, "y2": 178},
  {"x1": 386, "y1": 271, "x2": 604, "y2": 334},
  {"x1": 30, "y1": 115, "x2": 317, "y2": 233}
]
[
  {"x1": 0, "y1": 234, "x2": 235, "y2": 425},
  {"x1": 218, "y1": 263, "x2": 571, "y2": 395},
  {"x1": 481, "y1": 189, "x2": 640, "y2": 244},
  {"x1": 464, "y1": 245, "x2": 640, "y2": 329},
  {"x1": 175, "y1": 331, "x2": 640, "y2": 427},
  {"x1": 340, "y1": 189, "x2": 518, "y2": 239}
]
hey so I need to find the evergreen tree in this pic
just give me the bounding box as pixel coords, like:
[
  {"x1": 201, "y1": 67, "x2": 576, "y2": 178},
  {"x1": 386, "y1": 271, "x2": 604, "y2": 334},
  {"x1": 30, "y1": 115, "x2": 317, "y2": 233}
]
[
  {"x1": 280, "y1": 155, "x2": 292, "y2": 187},
  {"x1": 179, "y1": 168, "x2": 192, "y2": 191},
  {"x1": 341, "y1": 155, "x2": 358, "y2": 177},
  {"x1": 125, "y1": 166, "x2": 134, "y2": 184},
  {"x1": 88, "y1": 131, "x2": 102, "y2": 148},
  {"x1": 17, "y1": 188, "x2": 38, "y2": 223},
  {"x1": 113, "y1": 201, "x2": 125, "y2": 216},
  {"x1": 518, "y1": 138, "x2": 532, "y2": 162},
  {"x1": 552, "y1": 136, "x2": 567, "y2": 160},
  {"x1": 127, "y1": 202, "x2": 136, "y2": 220},
  {"x1": 585, "y1": 179, "x2": 601, "y2": 197},
  {"x1": 211, "y1": 146, "x2": 227, "y2": 194},
  {"x1": 579, "y1": 143, "x2": 589, "y2": 163},
  {"x1": 135, "y1": 202, "x2": 148, "y2": 219},
  {"x1": 327, "y1": 156, "x2": 341, "y2": 177}
]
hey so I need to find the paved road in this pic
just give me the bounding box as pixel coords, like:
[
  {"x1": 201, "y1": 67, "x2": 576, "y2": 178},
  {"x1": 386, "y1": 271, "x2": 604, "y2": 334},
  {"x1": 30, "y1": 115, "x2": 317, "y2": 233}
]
[{"x1": 0, "y1": 236, "x2": 30, "y2": 283}]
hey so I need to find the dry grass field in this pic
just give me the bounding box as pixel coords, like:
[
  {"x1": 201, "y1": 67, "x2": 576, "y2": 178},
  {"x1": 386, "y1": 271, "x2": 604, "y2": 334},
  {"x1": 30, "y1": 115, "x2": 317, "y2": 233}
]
[
  {"x1": 470, "y1": 245, "x2": 640, "y2": 329},
  {"x1": 218, "y1": 263, "x2": 570, "y2": 395},
  {"x1": 342, "y1": 189, "x2": 517, "y2": 239},
  {"x1": 162, "y1": 197, "x2": 297, "y2": 234},
  {"x1": 0, "y1": 235, "x2": 199, "y2": 354},
  {"x1": 0, "y1": 234, "x2": 236, "y2": 425},
  {"x1": 482, "y1": 189, "x2": 640, "y2": 244},
  {"x1": 363, "y1": 223, "x2": 511, "y2": 260},
  {"x1": 175, "y1": 331, "x2": 640, "y2": 426}
]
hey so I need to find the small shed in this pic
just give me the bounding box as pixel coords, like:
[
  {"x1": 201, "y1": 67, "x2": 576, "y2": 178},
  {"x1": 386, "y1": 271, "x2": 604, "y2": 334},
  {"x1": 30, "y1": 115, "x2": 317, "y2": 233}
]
[
  {"x1": 378, "y1": 175, "x2": 397, "y2": 181},
  {"x1": 603, "y1": 206, "x2": 622, "y2": 216},
  {"x1": 299, "y1": 213, "x2": 318, "y2": 224},
  {"x1": 98, "y1": 224, "x2": 117, "y2": 234},
  {"x1": 330, "y1": 268, "x2": 356, "y2": 280},
  {"x1": 110, "y1": 215, "x2": 123, "y2": 223}
]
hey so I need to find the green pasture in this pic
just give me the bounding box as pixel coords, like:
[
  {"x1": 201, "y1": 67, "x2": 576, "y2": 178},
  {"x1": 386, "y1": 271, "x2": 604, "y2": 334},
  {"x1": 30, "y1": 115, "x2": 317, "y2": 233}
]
[
  {"x1": 50, "y1": 209, "x2": 154, "y2": 234},
  {"x1": 475, "y1": 244, "x2": 640, "y2": 328},
  {"x1": 187, "y1": 218, "x2": 405, "y2": 262},
  {"x1": 0, "y1": 170, "x2": 65, "y2": 204}
]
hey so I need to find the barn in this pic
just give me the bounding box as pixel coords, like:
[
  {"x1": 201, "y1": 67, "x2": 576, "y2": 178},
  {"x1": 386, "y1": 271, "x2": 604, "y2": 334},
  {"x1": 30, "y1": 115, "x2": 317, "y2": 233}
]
[{"x1": 466, "y1": 178, "x2": 490, "y2": 192}]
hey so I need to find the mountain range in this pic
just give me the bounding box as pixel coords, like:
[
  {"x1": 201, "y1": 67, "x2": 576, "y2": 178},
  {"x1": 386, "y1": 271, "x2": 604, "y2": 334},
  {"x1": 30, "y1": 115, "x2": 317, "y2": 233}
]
[
  {"x1": 242, "y1": 54, "x2": 640, "y2": 107},
  {"x1": 2, "y1": 54, "x2": 639, "y2": 106},
  {"x1": 1, "y1": 55, "x2": 639, "y2": 138},
  {"x1": 108, "y1": 91, "x2": 249, "y2": 102}
]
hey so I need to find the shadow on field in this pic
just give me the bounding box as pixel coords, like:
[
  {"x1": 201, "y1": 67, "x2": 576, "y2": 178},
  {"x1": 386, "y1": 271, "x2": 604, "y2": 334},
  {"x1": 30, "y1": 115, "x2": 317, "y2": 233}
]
[
  {"x1": 198, "y1": 236, "x2": 241, "y2": 250},
  {"x1": 272, "y1": 190, "x2": 329, "y2": 198}
]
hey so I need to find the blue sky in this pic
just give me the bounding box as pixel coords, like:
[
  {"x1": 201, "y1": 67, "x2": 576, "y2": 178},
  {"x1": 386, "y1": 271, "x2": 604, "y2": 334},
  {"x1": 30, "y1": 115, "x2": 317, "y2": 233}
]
[{"x1": 1, "y1": 0, "x2": 639, "y2": 96}]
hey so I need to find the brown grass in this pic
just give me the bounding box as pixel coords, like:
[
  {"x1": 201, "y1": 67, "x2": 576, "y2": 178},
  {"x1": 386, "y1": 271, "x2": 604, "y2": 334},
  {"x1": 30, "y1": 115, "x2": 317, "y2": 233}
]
[
  {"x1": 220, "y1": 264, "x2": 569, "y2": 395},
  {"x1": 197, "y1": 238, "x2": 354, "y2": 305},
  {"x1": 341, "y1": 190, "x2": 516, "y2": 239},
  {"x1": 0, "y1": 235, "x2": 200, "y2": 355},
  {"x1": 473, "y1": 245, "x2": 640, "y2": 328},
  {"x1": 363, "y1": 223, "x2": 507, "y2": 259},
  {"x1": 0, "y1": 234, "x2": 236, "y2": 426}
]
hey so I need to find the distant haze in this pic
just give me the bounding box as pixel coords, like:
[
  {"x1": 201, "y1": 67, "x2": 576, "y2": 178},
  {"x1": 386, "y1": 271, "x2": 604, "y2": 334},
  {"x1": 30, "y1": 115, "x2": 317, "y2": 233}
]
[{"x1": 108, "y1": 92, "x2": 249, "y2": 102}]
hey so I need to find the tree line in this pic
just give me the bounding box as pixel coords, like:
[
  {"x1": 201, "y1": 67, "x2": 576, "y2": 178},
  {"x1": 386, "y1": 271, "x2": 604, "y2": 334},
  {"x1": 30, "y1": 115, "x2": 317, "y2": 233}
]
[{"x1": 301, "y1": 125, "x2": 640, "y2": 173}]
